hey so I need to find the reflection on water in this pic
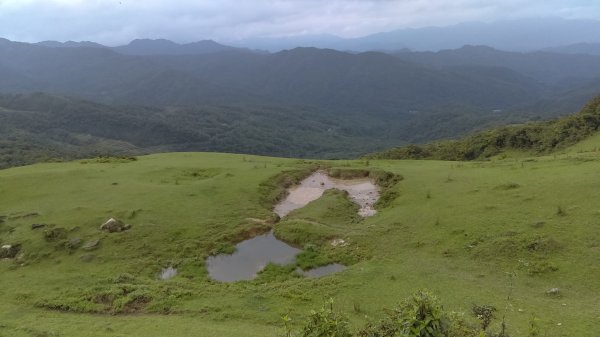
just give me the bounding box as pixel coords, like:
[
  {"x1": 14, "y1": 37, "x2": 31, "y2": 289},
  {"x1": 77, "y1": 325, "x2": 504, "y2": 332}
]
[
  {"x1": 206, "y1": 231, "x2": 301, "y2": 282},
  {"x1": 207, "y1": 171, "x2": 374, "y2": 282}
]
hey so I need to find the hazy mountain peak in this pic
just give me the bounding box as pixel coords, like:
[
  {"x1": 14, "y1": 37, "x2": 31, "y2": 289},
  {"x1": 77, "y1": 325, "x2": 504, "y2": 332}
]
[
  {"x1": 36, "y1": 40, "x2": 105, "y2": 48},
  {"x1": 113, "y1": 38, "x2": 239, "y2": 55}
]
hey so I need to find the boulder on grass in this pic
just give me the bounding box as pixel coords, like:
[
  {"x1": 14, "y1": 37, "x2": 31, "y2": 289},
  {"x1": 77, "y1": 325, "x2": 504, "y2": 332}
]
[
  {"x1": 100, "y1": 218, "x2": 131, "y2": 233},
  {"x1": 82, "y1": 239, "x2": 100, "y2": 251},
  {"x1": 0, "y1": 244, "x2": 21, "y2": 258}
]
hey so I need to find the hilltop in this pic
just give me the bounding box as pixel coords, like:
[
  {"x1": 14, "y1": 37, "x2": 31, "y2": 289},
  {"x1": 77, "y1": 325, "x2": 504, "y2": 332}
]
[{"x1": 2, "y1": 107, "x2": 600, "y2": 335}]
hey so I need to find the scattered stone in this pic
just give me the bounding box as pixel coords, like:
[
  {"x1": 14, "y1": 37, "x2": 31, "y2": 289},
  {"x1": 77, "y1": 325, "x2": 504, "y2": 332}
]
[
  {"x1": 330, "y1": 238, "x2": 348, "y2": 247},
  {"x1": 82, "y1": 239, "x2": 100, "y2": 250},
  {"x1": 66, "y1": 237, "x2": 82, "y2": 249},
  {"x1": 43, "y1": 227, "x2": 68, "y2": 241},
  {"x1": 160, "y1": 266, "x2": 177, "y2": 280},
  {"x1": 547, "y1": 287, "x2": 561, "y2": 296},
  {"x1": 80, "y1": 253, "x2": 95, "y2": 262},
  {"x1": 100, "y1": 218, "x2": 131, "y2": 233},
  {"x1": 0, "y1": 244, "x2": 21, "y2": 258},
  {"x1": 10, "y1": 212, "x2": 39, "y2": 220},
  {"x1": 31, "y1": 223, "x2": 47, "y2": 230}
]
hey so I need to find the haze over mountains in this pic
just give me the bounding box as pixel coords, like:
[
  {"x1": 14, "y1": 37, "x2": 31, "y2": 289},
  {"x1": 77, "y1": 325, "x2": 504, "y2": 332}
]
[
  {"x1": 28, "y1": 18, "x2": 600, "y2": 54},
  {"x1": 2, "y1": 17, "x2": 600, "y2": 166},
  {"x1": 225, "y1": 18, "x2": 600, "y2": 52}
]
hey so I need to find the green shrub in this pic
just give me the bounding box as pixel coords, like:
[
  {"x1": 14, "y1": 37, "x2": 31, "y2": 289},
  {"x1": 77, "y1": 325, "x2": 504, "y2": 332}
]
[{"x1": 300, "y1": 299, "x2": 352, "y2": 337}]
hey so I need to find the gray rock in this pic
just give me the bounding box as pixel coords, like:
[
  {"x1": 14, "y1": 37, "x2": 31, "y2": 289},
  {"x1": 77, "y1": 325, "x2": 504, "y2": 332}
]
[
  {"x1": 43, "y1": 227, "x2": 67, "y2": 241},
  {"x1": 0, "y1": 244, "x2": 21, "y2": 258},
  {"x1": 547, "y1": 287, "x2": 561, "y2": 296},
  {"x1": 82, "y1": 239, "x2": 100, "y2": 250},
  {"x1": 80, "y1": 253, "x2": 95, "y2": 262},
  {"x1": 31, "y1": 223, "x2": 47, "y2": 230},
  {"x1": 159, "y1": 266, "x2": 177, "y2": 280},
  {"x1": 100, "y1": 218, "x2": 131, "y2": 233},
  {"x1": 66, "y1": 237, "x2": 82, "y2": 249}
]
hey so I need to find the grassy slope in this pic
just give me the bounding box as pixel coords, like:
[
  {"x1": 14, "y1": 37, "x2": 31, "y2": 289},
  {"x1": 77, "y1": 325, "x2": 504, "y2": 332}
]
[{"x1": 1, "y1": 148, "x2": 599, "y2": 336}]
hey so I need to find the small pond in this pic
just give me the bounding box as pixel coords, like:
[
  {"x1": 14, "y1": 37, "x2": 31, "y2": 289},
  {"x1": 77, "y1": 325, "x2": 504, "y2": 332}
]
[
  {"x1": 274, "y1": 171, "x2": 379, "y2": 218},
  {"x1": 206, "y1": 231, "x2": 301, "y2": 282},
  {"x1": 206, "y1": 171, "x2": 380, "y2": 282}
]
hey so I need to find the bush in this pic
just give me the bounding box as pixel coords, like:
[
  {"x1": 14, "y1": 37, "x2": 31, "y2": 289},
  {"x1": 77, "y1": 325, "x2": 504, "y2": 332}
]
[
  {"x1": 393, "y1": 290, "x2": 450, "y2": 337},
  {"x1": 357, "y1": 290, "x2": 478, "y2": 337},
  {"x1": 301, "y1": 299, "x2": 353, "y2": 337}
]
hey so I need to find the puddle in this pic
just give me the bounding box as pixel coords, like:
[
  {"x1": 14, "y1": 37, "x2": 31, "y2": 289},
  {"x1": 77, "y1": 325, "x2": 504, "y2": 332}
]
[
  {"x1": 274, "y1": 171, "x2": 379, "y2": 218},
  {"x1": 160, "y1": 266, "x2": 177, "y2": 280},
  {"x1": 206, "y1": 231, "x2": 301, "y2": 282},
  {"x1": 302, "y1": 263, "x2": 347, "y2": 278},
  {"x1": 206, "y1": 171, "x2": 376, "y2": 282}
]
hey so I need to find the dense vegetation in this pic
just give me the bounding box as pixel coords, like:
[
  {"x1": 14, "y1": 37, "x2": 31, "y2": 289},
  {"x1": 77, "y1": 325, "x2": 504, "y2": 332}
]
[
  {"x1": 1, "y1": 92, "x2": 585, "y2": 169},
  {"x1": 368, "y1": 94, "x2": 600, "y2": 160},
  {"x1": 2, "y1": 39, "x2": 600, "y2": 169}
]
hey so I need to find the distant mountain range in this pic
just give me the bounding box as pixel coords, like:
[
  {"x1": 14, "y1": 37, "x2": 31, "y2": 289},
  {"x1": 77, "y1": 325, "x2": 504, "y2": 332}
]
[
  {"x1": 1, "y1": 29, "x2": 600, "y2": 164},
  {"x1": 543, "y1": 43, "x2": 600, "y2": 56},
  {"x1": 28, "y1": 18, "x2": 600, "y2": 55},
  {"x1": 1, "y1": 37, "x2": 599, "y2": 112},
  {"x1": 34, "y1": 38, "x2": 249, "y2": 56},
  {"x1": 225, "y1": 18, "x2": 600, "y2": 52}
]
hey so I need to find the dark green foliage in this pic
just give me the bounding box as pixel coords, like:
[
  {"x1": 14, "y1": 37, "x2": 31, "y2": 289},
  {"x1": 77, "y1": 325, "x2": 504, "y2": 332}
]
[
  {"x1": 393, "y1": 290, "x2": 450, "y2": 337},
  {"x1": 80, "y1": 156, "x2": 137, "y2": 164},
  {"x1": 0, "y1": 94, "x2": 390, "y2": 169},
  {"x1": 36, "y1": 274, "x2": 193, "y2": 314},
  {"x1": 472, "y1": 304, "x2": 496, "y2": 330},
  {"x1": 255, "y1": 263, "x2": 300, "y2": 283},
  {"x1": 369, "y1": 94, "x2": 600, "y2": 160},
  {"x1": 357, "y1": 291, "x2": 451, "y2": 337},
  {"x1": 295, "y1": 246, "x2": 335, "y2": 270},
  {"x1": 355, "y1": 291, "x2": 482, "y2": 337},
  {"x1": 300, "y1": 299, "x2": 352, "y2": 337}
]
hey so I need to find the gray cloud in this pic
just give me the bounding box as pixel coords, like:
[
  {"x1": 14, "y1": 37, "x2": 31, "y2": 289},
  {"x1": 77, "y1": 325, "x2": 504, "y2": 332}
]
[{"x1": 0, "y1": 0, "x2": 599, "y2": 45}]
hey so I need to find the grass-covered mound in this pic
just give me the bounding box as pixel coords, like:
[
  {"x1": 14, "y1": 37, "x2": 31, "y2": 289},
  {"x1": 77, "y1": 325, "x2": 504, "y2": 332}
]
[
  {"x1": 369, "y1": 94, "x2": 600, "y2": 160},
  {"x1": 1, "y1": 146, "x2": 600, "y2": 335}
]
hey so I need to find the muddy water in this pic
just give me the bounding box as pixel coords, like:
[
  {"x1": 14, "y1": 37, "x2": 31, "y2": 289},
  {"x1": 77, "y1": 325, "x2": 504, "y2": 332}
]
[
  {"x1": 206, "y1": 171, "x2": 376, "y2": 282},
  {"x1": 274, "y1": 171, "x2": 380, "y2": 218},
  {"x1": 206, "y1": 232, "x2": 301, "y2": 282}
]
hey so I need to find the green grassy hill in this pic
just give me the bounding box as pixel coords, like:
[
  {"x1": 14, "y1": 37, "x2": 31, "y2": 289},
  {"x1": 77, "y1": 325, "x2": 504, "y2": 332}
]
[
  {"x1": 1, "y1": 135, "x2": 600, "y2": 335},
  {"x1": 368, "y1": 94, "x2": 600, "y2": 161}
]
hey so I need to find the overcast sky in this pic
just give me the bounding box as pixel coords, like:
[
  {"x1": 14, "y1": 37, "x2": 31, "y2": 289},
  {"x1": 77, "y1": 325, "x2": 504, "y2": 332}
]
[{"x1": 0, "y1": 0, "x2": 599, "y2": 45}]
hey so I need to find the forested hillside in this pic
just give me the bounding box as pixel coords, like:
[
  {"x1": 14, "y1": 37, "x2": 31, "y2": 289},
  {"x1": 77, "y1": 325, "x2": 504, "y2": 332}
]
[
  {"x1": 368, "y1": 94, "x2": 600, "y2": 160},
  {"x1": 2, "y1": 38, "x2": 600, "y2": 168}
]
